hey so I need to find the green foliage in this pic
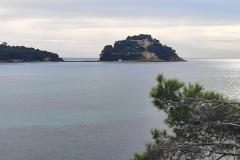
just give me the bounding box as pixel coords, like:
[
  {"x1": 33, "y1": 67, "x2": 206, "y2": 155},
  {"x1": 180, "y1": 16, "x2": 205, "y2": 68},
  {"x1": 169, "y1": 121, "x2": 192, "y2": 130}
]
[
  {"x1": 131, "y1": 74, "x2": 240, "y2": 159},
  {"x1": 130, "y1": 153, "x2": 146, "y2": 160},
  {"x1": 149, "y1": 74, "x2": 227, "y2": 131},
  {"x1": 150, "y1": 74, "x2": 184, "y2": 110},
  {"x1": 0, "y1": 43, "x2": 62, "y2": 62}
]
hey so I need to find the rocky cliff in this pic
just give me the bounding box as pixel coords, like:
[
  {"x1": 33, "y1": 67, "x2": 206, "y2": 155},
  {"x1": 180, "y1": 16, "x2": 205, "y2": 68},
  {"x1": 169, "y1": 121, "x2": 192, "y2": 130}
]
[{"x1": 100, "y1": 34, "x2": 185, "y2": 62}]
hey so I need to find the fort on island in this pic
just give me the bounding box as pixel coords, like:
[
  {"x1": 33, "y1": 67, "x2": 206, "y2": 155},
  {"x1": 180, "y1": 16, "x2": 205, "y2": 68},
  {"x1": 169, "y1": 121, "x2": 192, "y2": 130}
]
[{"x1": 100, "y1": 34, "x2": 185, "y2": 62}]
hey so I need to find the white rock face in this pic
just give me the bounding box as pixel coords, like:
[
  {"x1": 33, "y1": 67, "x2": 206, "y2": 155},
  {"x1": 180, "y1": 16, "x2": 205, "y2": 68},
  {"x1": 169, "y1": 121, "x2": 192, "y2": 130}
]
[
  {"x1": 133, "y1": 39, "x2": 152, "y2": 48},
  {"x1": 136, "y1": 39, "x2": 160, "y2": 61}
]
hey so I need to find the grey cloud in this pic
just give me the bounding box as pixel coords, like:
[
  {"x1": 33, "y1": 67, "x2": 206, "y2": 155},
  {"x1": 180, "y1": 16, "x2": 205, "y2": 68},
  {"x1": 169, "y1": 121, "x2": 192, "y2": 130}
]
[
  {"x1": 207, "y1": 39, "x2": 240, "y2": 43},
  {"x1": 1, "y1": 0, "x2": 240, "y2": 25},
  {"x1": 190, "y1": 38, "x2": 240, "y2": 43},
  {"x1": 21, "y1": 39, "x2": 95, "y2": 43}
]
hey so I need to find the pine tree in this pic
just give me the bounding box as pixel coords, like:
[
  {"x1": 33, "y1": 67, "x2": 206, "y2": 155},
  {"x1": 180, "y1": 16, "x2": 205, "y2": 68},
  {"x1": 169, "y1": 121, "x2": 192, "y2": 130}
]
[{"x1": 131, "y1": 74, "x2": 240, "y2": 160}]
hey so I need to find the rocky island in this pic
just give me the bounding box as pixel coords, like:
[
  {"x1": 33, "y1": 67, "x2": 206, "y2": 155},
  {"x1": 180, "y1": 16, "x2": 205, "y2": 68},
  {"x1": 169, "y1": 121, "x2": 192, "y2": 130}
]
[
  {"x1": 100, "y1": 34, "x2": 185, "y2": 62},
  {"x1": 0, "y1": 42, "x2": 63, "y2": 62}
]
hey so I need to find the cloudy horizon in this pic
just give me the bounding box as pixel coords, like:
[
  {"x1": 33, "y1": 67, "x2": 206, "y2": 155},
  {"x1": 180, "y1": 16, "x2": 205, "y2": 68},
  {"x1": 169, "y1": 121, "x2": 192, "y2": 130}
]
[{"x1": 1, "y1": 0, "x2": 240, "y2": 58}]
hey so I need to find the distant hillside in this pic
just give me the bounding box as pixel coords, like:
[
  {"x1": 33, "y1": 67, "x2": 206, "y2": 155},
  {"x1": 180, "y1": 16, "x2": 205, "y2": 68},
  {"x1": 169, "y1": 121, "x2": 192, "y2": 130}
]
[
  {"x1": 99, "y1": 34, "x2": 185, "y2": 62},
  {"x1": 0, "y1": 42, "x2": 63, "y2": 62}
]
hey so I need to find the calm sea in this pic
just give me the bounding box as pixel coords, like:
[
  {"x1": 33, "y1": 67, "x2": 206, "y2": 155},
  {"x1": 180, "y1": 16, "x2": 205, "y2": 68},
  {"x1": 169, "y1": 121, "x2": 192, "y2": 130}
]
[{"x1": 0, "y1": 59, "x2": 240, "y2": 160}]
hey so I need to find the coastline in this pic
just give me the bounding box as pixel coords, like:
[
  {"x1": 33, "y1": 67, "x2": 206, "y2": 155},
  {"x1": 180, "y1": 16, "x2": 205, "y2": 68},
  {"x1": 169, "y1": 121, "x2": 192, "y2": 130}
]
[
  {"x1": 0, "y1": 60, "x2": 187, "y2": 63},
  {"x1": 62, "y1": 59, "x2": 187, "y2": 62}
]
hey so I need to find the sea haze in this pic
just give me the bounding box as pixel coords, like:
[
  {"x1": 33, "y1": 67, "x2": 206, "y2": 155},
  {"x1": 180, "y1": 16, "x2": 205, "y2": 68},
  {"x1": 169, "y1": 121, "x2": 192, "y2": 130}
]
[{"x1": 0, "y1": 59, "x2": 240, "y2": 160}]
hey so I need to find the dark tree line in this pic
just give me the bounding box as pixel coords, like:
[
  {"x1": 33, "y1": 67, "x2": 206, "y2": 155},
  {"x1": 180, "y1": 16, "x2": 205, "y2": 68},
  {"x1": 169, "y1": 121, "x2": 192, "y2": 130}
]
[
  {"x1": 0, "y1": 42, "x2": 63, "y2": 62},
  {"x1": 126, "y1": 34, "x2": 154, "y2": 42}
]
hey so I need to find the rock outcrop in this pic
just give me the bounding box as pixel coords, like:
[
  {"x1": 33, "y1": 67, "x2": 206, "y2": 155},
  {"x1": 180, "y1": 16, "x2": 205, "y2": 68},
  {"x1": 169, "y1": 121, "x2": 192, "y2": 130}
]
[{"x1": 100, "y1": 34, "x2": 185, "y2": 62}]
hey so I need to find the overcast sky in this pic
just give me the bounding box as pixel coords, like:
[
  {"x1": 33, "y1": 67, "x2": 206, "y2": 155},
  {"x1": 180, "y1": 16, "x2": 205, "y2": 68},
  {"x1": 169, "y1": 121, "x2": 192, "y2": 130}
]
[{"x1": 0, "y1": 0, "x2": 240, "y2": 58}]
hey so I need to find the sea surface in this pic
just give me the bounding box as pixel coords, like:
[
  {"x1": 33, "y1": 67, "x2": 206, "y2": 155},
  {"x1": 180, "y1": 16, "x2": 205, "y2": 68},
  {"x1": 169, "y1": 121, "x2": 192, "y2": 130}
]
[{"x1": 0, "y1": 58, "x2": 240, "y2": 160}]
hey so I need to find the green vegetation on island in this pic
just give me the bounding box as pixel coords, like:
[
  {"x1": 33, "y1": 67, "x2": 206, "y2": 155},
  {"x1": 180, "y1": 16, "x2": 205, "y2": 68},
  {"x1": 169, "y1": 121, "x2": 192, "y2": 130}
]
[
  {"x1": 100, "y1": 34, "x2": 185, "y2": 62},
  {"x1": 131, "y1": 74, "x2": 240, "y2": 160},
  {"x1": 0, "y1": 42, "x2": 63, "y2": 62}
]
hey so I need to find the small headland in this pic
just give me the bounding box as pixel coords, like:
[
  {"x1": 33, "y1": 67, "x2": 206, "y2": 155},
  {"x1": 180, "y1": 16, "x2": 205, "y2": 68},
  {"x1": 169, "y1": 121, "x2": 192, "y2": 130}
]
[{"x1": 0, "y1": 42, "x2": 63, "y2": 62}]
